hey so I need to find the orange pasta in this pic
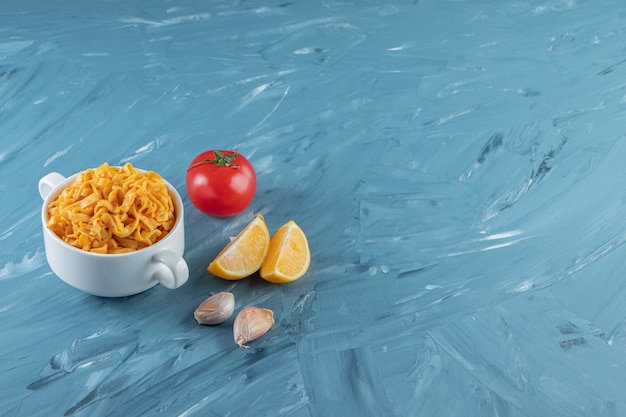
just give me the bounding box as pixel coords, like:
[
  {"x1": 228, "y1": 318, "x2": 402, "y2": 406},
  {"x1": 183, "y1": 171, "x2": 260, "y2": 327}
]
[{"x1": 47, "y1": 163, "x2": 176, "y2": 254}]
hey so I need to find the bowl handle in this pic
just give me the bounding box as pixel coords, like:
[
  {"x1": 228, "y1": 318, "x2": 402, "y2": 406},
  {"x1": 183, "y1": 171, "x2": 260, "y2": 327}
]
[
  {"x1": 38, "y1": 172, "x2": 66, "y2": 200},
  {"x1": 151, "y1": 250, "x2": 189, "y2": 289}
]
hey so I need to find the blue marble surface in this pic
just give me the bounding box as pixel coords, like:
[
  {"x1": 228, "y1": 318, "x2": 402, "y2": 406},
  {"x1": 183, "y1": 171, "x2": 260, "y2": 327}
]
[{"x1": 2, "y1": 0, "x2": 626, "y2": 415}]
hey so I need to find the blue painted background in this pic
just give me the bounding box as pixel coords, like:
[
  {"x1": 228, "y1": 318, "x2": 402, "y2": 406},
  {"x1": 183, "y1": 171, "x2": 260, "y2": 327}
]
[{"x1": 2, "y1": 0, "x2": 626, "y2": 415}]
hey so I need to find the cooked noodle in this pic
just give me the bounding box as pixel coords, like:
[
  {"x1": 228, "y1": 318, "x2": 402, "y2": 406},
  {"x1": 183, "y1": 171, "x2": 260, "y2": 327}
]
[{"x1": 47, "y1": 163, "x2": 175, "y2": 254}]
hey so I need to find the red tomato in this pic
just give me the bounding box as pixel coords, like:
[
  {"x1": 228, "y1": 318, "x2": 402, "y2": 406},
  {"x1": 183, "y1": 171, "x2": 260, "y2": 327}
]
[{"x1": 186, "y1": 149, "x2": 256, "y2": 217}]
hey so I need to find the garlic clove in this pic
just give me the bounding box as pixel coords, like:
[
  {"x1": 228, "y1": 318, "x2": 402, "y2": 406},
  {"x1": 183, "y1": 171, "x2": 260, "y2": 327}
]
[
  {"x1": 233, "y1": 306, "x2": 274, "y2": 348},
  {"x1": 194, "y1": 291, "x2": 235, "y2": 325}
]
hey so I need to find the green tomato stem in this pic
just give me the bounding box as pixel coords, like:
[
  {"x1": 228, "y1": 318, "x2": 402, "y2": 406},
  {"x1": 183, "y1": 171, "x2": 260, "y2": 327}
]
[{"x1": 189, "y1": 148, "x2": 240, "y2": 170}]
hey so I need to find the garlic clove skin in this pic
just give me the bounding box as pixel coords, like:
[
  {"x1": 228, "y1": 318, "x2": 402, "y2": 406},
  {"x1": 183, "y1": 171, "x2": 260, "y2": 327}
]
[
  {"x1": 233, "y1": 306, "x2": 274, "y2": 348},
  {"x1": 194, "y1": 291, "x2": 235, "y2": 325}
]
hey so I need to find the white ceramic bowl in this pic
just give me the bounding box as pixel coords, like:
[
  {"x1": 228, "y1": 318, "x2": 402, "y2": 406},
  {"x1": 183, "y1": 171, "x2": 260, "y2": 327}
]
[{"x1": 38, "y1": 169, "x2": 189, "y2": 297}]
